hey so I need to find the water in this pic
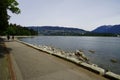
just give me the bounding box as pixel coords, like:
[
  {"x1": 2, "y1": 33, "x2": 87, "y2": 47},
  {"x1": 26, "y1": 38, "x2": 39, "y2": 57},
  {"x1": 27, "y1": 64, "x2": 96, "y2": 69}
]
[{"x1": 19, "y1": 36, "x2": 120, "y2": 74}]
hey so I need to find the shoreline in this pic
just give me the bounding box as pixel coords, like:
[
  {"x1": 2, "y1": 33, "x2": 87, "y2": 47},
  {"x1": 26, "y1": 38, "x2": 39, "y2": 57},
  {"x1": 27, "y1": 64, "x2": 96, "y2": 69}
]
[
  {"x1": 15, "y1": 37, "x2": 120, "y2": 80},
  {"x1": 4, "y1": 38, "x2": 108, "y2": 80},
  {"x1": 1, "y1": 36, "x2": 120, "y2": 79}
]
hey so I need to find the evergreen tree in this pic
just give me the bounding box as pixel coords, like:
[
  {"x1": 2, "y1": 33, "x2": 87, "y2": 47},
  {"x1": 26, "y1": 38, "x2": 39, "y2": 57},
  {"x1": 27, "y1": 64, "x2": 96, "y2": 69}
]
[{"x1": 6, "y1": 24, "x2": 38, "y2": 35}]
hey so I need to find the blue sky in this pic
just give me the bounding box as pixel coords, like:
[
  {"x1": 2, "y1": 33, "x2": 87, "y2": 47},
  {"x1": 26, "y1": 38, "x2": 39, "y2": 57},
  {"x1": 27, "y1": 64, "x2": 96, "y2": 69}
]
[{"x1": 9, "y1": 0, "x2": 120, "y2": 31}]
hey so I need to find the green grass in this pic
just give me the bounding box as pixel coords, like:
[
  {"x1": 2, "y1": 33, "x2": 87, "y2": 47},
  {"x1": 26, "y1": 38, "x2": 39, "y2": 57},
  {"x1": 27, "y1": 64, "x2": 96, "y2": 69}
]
[{"x1": 0, "y1": 55, "x2": 10, "y2": 80}]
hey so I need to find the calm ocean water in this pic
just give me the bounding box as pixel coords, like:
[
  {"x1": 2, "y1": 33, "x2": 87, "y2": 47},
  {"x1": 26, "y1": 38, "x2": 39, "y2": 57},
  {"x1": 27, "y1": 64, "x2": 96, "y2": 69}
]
[{"x1": 19, "y1": 36, "x2": 120, "y2": 74}]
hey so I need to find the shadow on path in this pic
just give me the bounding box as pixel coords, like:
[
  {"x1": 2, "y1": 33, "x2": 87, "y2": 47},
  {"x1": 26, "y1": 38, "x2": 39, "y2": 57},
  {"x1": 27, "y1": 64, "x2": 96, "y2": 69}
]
[{"x1": 0, "y1": 38, "x2": 12, "y2": 58}]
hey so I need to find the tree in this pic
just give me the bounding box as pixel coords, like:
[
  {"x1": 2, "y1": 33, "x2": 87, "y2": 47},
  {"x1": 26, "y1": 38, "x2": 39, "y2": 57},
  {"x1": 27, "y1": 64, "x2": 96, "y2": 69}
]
[
  {"x1": 6, "y1": 24, "x2": 38, "y2": 35},
  {"x1": 0, "y1": 0, "x2": 20, "y2": 35}
]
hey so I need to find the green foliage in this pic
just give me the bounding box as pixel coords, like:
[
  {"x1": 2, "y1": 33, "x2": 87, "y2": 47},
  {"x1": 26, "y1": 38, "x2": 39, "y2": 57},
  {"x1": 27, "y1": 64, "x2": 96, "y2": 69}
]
[
  {"x1": 0, "y1": 0, "x2": 9, "y2": 34},
  {"x1": 5, "y1": 24, "x2": 38, "y2": 35},
  {"x1": 7, "y1": 0, "x2": 21, "y2": 14},
  {"x1": 0, "y1": 0, "x2": 20, "y2": 35}
]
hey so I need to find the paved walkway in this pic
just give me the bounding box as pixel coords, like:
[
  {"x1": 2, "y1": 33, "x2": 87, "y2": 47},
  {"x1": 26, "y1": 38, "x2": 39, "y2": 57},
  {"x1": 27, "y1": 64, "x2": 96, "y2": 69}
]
[{"x1": 5, "y1": 41, "x2": 108, "y2": 80}]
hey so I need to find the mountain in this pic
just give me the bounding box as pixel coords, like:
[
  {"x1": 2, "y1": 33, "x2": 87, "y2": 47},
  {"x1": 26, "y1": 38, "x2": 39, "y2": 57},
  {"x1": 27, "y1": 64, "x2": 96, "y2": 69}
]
[
  {"x1": 92, "y1": 25, "x2": 120, "y2": 34},
  {"x1": 27, "y1": 26, "x2": 88, "y2": 36}
]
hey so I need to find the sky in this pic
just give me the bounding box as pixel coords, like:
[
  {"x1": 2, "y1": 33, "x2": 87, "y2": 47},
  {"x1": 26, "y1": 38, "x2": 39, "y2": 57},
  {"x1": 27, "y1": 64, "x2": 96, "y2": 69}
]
[{"x1": 9, "y1": 0, "x2": 120, "y2": 31}]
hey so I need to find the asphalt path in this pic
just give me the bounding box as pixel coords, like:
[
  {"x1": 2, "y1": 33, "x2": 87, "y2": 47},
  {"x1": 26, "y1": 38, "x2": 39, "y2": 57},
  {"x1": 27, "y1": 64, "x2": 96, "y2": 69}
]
[{"x1": 5, "y1": 41, "x2": 108, "y2": 80}]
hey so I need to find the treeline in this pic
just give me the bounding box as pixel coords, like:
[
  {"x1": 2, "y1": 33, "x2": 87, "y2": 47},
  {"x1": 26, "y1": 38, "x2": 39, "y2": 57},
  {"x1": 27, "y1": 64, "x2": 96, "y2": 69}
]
[
  {"x1": 3, "y1": 24, "x2": 38, "y2": 35},
  {"x1": 52, "y1": 33, "x2": 116, "y2": 36},
  {"x1": 83, "y1": 32, "x2": 116, "y2": 37},
  {"x1": 37, "y1": 31, "x2": 116, "y2": 36},
  {"x1": 38, "y1": 31, "x2": 85, "y2": 36}
]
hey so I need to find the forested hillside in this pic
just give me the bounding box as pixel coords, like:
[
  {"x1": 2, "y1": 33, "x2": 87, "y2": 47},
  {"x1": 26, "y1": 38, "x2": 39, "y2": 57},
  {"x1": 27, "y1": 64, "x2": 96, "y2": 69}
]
[
  {"x1": 27, "y1": 26, "x2": 87, "y2": 36},
  {"x1": 92, "y1": 25, "x2": 120, "y2": 34}
]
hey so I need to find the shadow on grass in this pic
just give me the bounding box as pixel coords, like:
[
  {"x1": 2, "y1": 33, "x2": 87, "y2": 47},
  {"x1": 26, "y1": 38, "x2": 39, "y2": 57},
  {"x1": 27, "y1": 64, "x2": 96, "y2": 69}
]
[{"x1": 0, "y1": 38, "x2": 12, "y2": 80}]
